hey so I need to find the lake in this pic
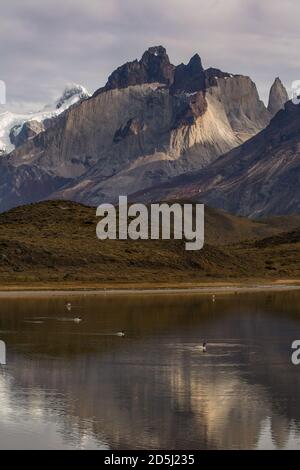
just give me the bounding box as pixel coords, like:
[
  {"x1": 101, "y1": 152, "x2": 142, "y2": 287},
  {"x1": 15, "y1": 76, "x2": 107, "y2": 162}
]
[{"x1": 0, "y1": 290, "x2": 300, "y2": 450}]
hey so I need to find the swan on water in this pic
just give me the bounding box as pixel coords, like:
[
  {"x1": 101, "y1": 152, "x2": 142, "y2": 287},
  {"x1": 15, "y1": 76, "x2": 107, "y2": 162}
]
[
  {"x1": 66, "y1": 303, "x2": 82, "y2": 312},
  {"x1": 116, "y1": 331, "x2": 125, "y2": 337}
]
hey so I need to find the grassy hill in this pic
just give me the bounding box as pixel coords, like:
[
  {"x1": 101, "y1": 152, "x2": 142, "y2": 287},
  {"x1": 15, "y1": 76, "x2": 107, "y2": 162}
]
[{"x1": 0, "y1": 200, "x2": 299, "y2": 287}]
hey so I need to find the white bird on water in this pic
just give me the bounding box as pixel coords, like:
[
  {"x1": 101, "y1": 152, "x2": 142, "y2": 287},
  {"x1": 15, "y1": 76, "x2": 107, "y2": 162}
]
[
  {"x1": 66, "y1": 302, "x2": 82, "y2": 312},
  {"x1": 116, "y1": 331, "x2": 126, "y2": 337},
  {"x1": 65, "y1": 303, "x2": 82, "y2": 323},
  {"x1": 199, "y1": 342, "x2": 207, "y2": 352}
]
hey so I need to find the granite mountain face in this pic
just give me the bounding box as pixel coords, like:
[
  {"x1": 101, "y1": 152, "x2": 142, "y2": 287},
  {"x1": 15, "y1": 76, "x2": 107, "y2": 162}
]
[{"x1": 0, "y1": 46, "x2": 289, "y2": 213}]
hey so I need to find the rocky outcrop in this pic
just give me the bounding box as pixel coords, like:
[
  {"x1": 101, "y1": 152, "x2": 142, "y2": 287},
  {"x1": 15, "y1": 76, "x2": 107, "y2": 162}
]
[
  {"x1": 10, "y1": 120, "x2": 45, "y2": 148},
  {"x1": 101, "y1": 46, "x2": 175, "y2": 92},
  {"x1": 171, "y1": 54, "x2": 205, "y2": 94},
  {"x1": 0, "y1": 47, "x2": 272, "y2": 212},
  {"x1": 268, "y1": 77, "x2": 289, "y2": 117},
  {"x1": 173, "y1": 91, "x2": 207, "y2": 127},
  {"x1": 113, "y1": 118, "x2": 146, "y2": 143},
  {"x1": 204, "y1": 67, "x2": 232, "y2": 87}
]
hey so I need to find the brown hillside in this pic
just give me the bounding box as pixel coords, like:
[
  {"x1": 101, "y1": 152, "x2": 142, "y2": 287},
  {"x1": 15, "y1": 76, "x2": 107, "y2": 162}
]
[{"x1": 0, "y1": 200, "x2": 299, "y2": 286}]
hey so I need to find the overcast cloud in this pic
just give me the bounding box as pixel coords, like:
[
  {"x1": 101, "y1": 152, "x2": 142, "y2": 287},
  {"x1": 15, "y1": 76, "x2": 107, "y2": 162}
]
[{"x1": 0, "y1": 0, "x2": 299, "y2": 110}]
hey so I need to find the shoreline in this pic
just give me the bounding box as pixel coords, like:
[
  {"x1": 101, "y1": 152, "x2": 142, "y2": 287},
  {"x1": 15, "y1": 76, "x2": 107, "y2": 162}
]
[{"x1": 0, "y1": 281, "x2": 300, "y2": 298}]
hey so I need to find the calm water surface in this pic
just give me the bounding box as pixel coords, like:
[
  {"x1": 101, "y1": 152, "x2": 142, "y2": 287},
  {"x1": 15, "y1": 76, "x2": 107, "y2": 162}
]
[{"x1": 0, "y1": 291, "x2": 300, "y2": 449}]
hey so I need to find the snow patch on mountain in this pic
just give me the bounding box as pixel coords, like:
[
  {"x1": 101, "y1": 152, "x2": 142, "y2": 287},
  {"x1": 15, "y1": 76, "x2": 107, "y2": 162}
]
[{"x1": 0, "y1": 84, "x2": 90, "y2": 155}]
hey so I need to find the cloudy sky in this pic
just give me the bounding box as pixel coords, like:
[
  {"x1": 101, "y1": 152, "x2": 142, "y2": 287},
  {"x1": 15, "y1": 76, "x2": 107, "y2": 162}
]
[{"x1": 1, "y1": 0, "x2": 299, "y2": 110}]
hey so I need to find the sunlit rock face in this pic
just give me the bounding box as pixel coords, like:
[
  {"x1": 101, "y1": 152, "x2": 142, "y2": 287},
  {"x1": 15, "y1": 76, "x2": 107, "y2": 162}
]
[
  {"x1": 268, "y1": 77, "x2": 289, "y2": 117},
  {"x1": 141, "y1": 98, "x2": 300, "y2": 218},
  {"x1": 0, "y1": 46, "x2": 271, "y2": 211}
]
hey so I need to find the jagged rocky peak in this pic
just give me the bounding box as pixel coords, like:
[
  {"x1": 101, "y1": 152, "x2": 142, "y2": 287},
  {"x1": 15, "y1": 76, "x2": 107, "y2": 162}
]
[
  {"x1": 171, "y1": 54, "x2": 205, "y2": 94},
  {"x1": 10, "y1": 120, "x2": 45, "y2": 148},
  {"x1": 102, "y1": 46, "x2": 239, "y2": 97},
  {"x1": 104, "y1": 46, "x2": 175, "y2": 91},
  {"x1": 140, "y1": 46, "x2": 175, "y2": 85},
  {"x1": 268, "y1": 77, "x2": 289, "y2": 117}
]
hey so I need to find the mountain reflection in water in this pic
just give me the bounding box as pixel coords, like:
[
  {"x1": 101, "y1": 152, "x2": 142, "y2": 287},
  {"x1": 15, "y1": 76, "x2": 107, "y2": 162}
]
[{"x1": 0, "y1": 291, "x2": 300, "y2": 449}]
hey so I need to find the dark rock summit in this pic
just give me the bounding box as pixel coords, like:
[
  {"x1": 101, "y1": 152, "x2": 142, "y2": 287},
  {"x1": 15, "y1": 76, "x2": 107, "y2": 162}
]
[
  {"x1": 104, "y1": 48, "x2": 207, "y2": 95},
  {"x1": 103, "y1": 46, "x2": 175, "y2": 91},
  {"x1": 171, "y1": 54, "x2": 206, "y2": 94}
]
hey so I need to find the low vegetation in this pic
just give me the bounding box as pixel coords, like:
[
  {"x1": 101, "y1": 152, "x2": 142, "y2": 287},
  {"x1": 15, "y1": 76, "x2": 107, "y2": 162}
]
[{"x1": 0, "y1": 200, "x2": 299, "y2": 287}]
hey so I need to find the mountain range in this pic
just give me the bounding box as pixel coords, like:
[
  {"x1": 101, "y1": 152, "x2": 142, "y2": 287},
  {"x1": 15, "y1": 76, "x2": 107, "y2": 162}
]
[{"x1": 0, "y1": 46, "x2": 295, "y2": 217}]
